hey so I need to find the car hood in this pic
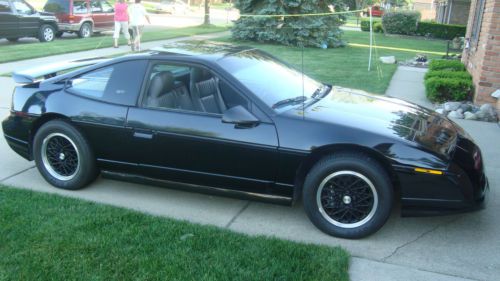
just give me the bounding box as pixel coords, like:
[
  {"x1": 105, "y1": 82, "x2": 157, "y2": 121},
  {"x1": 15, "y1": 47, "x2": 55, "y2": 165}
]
[
  {"x1": 301, "y1": 86, "x2": 458, "y2": 157},
  {"x1": 37, "y1": 11, "x2": 57, "y2": 20}
]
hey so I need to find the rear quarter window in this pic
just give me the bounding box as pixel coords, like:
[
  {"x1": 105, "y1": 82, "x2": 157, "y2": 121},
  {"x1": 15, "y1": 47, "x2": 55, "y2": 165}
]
[
  {"x1": 67, "y1": 60, "x2": 147, "y2": 106},
  {"x1": 44, "y1": 0, "x2": 69, "y2": 13}
]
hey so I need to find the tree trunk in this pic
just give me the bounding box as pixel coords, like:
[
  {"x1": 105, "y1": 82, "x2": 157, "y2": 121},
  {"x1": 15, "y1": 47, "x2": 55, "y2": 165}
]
[{"x1": 204, "y1": 0, "x2": 210, "y2": 25}]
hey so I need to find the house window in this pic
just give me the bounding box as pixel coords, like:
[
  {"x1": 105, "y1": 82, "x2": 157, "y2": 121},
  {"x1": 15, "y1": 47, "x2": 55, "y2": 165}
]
[{"x1": 470, "y1": 0, "x2": 486, "y2": 44}]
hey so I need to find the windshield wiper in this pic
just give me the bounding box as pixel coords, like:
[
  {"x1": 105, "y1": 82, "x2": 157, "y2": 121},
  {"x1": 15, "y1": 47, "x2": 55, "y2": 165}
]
[
  {"x1": 312, "y1": 84, "x2": 331, "y2": 99},
  {"x1": 272, "y1": 96, "x2": 307, "y2": 109}
]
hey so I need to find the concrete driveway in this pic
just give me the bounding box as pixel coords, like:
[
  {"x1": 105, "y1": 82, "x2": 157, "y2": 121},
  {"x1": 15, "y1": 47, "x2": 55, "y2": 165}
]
[{"x1": 0, "y1": 64, "x2": 499, "y2": 280}]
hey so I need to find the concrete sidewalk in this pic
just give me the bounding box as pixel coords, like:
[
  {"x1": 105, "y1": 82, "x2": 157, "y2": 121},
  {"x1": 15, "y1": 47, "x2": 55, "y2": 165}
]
[{"x1": 1, "y1": 62, "x2": 499, "y2": 280}]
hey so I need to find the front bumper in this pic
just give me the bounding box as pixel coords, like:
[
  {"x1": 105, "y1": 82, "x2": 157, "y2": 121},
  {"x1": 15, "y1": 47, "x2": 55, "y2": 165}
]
[{"x1": 399, "y1": 134, "x2": 489, "y2": 216}]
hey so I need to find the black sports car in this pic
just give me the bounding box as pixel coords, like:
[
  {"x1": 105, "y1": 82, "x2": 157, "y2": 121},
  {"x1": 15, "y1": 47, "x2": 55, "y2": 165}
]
[{"x1": 2, "y1": 42, "x2": 488, "y2": 238}]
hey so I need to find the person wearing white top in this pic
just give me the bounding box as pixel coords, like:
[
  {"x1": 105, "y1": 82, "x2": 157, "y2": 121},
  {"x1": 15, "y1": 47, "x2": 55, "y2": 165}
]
[{"x1": 128, "y1": 0, "x2": 151, "y2": 51}]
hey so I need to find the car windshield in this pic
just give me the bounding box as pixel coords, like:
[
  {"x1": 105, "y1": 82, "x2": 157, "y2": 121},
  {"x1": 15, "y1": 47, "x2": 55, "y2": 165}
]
[
  {"x1": 12, "y1": 0, "x2": 34, "y2": 14},
  {"x1": 217, "y1": 50, "x2": 323, "y2": 110}
]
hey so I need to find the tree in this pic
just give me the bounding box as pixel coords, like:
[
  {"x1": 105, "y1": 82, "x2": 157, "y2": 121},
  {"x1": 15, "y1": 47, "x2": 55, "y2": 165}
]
[
  {"x1": 204, "y1": 0, "x2": 210, "y2": 25},
  {"x1": 232, "y1": 0, "x2": 346, "y2": 48}
]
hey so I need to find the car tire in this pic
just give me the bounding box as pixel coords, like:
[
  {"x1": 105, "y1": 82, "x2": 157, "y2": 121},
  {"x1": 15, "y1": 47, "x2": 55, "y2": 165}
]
[
  {"x1": 6, "y1": 37, "x2": 19, "y2": 42},
  {"x1": 38, "y1": 24, "x2": 55, "y2": 42},
  {"x1": 78, "y1": 22, "x2": 93, "y2": 38},
  {"x1": 55, "y1": 31, "x2": 64, "y2": 38},
  {"x1": 302, "y1": 152, "x2": 393, "y2": 239},
  {"x1": 33, "y1": 120, "x2": 98, "y2": 190}
]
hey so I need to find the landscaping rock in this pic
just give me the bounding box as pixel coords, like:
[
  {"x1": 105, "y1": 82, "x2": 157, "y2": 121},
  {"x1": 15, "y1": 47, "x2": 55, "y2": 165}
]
[
  {"x1": 380, "y1": 56, "x2": 396, "y2": 64},
  {"x1": 476, "y1": 111, "x2": 486, "y2": 119},
  {"x1": 435, "y1": 101, "x2": 497, "y2": 122},
  {"x1": 459, "y1": 103, "x2": 473, "y2": 112},
  {"x1": 491, "y1": 89, "x2": 500, "y2": 99},
  {"x1": 479, "y1": 103, "x2": 498, "y2": 122},
  {"x1": 480, "y1": 103, "x2": 495, "y2": 113},
  {"x1": 448, "y1": 110, "x2": 464, "y2": 119},
  {"x1": 464, "y1": 111, "x2": 478, "y2": 120},
  {"x1": 444, "y1": 101, "x2": 461, "y2": 111}
]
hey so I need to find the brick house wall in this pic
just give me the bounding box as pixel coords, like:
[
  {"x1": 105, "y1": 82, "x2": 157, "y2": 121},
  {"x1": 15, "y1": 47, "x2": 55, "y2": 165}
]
[{"x1": 462, "y1": 0, "x2": 500, "y2": 112}]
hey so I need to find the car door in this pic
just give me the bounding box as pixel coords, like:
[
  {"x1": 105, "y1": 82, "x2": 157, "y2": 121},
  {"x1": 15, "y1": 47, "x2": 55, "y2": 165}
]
[
  {"x1": 89, "y1": 0, "x2": 105, "y2": 29},
  {"x1": 126, "y1": 62, "x2": 280, "y2": 193},
  {"x1": 11, "y1": 0, "x2": 39, "y2": 37},
  {"x1": 63, "y1": 59, "x2": 148, "y2": 172},
  {"x1": 0, "y1": 1, "x2": 16, "y2": 38},
  {"x1": 99, "y1": 0, "x2": 114, "y2": 29}
]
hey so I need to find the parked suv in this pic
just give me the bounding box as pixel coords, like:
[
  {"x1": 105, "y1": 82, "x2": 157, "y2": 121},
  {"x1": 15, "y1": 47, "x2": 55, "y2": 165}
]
[
  {"x1": 0, "y1": 0, "x2": 58, "y2": 42},
  {"x1": 43, "y1": 0, "x2": 114, "y2": 38}
]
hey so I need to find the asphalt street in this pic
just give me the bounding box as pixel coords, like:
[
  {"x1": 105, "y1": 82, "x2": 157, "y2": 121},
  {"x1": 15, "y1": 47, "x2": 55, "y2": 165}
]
[{"x1": 0, "y1": 54, "x2": 498, "y2": 281}]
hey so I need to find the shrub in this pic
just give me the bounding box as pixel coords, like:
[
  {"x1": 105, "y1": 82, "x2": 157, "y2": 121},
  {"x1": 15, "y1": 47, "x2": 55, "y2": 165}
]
[
  {"x1": 425, "y1": 77, "x2": 472, "y2": 102},
  {"x1": 428, "y1": 60, "x2": 466, "y2": 71},
  {"x1": 416, "y1": 21, "x2": 466, "y2": 40},
  {"x1": 382, "y1": 11, "x2": 421, "y2": 35},
  {"x1": 360, "y1": 18, "x2": 381, "y2": 32},
  {"x1": 373, "y1": 22, "x2": 383, "y2": 33},
  {"x1": 424, "y1": 70, "x2": 472, "y2": 80}
]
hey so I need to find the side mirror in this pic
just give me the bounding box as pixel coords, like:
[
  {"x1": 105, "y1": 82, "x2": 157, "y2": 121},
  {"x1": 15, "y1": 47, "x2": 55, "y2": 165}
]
[{"x1": 222, "y1": 105, "x2": 259, "y2": 128}]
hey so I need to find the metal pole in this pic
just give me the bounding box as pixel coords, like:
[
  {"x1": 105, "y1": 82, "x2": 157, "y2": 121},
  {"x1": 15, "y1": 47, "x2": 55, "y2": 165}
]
[{"x1": 368, "y1": 7, "x2": 373, "y2": 71}]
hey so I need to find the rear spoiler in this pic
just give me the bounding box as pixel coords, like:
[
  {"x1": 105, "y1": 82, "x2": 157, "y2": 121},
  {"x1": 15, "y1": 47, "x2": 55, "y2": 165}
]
[{"x1": 12, "y1": 57, "x2": 110, "y2": 84}]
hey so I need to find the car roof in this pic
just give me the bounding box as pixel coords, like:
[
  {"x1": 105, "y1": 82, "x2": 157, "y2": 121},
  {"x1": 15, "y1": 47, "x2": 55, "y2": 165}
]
[{"x1": 144, "y1": 41, "x2": 258, "y2": 62}]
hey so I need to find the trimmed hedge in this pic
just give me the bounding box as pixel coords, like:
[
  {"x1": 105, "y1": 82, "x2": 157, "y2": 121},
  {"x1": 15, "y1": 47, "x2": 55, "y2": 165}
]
[
  {"x1": 424, "y1": 60, "x2": 472, "y2": 102},
  {"x1": 382, "y1": 11, "x2": 421, "y2": 35},
  {"x1": 373, "y1": 22, "x2": 383, "y2": 33},
  {"x1": 416, "y1": 21, "x2": 466, "y2": 40},
  {"x1": 424, "y1": 70, "x2": 472, "y2": 80},
  {"x1": 360, "y1": 18, "x2": 381, "y2": 32},
  {"x1": 425, "y1": 77, "x2": 472, "y2": 102},
  {"x1": 428, "y1": 59, "x2": 466, "y2": 71}
]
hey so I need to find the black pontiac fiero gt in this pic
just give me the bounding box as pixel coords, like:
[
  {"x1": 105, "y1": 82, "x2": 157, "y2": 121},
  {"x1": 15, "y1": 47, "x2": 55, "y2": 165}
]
[{"x1": 2, "y1": 42, "x2": 488, "y2": 238}]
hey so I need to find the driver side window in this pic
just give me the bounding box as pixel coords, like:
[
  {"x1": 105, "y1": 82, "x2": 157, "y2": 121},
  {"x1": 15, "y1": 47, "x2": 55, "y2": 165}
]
[
  {"x1": 143, "y1": 63, "x2": 249, "y2": 115},
  {"x1": 90, "y1": 0, "x2": 102, "y2": 13}
]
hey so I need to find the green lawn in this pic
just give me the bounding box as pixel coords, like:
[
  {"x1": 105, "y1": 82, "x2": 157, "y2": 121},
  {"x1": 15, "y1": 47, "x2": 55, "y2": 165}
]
[
  {"x1": 0, "y1": 25, "x2": 228, "y2": 64},
  {"x1": 218, "y1": 30, "x2": 448, "y2": 94},
  {"x1": 0, "y1": 187, "x2": 349, "y2": 281}
]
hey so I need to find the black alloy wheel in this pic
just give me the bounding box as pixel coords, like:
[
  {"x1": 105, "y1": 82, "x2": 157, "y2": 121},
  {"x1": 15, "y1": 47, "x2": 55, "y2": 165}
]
[{"x1": 303, "y1": 152, "x2": 393, "y2": 239}]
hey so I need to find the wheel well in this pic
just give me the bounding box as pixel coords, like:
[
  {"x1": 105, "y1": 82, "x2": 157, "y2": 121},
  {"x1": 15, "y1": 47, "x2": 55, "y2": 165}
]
[
  {"x1": 49, "y1": 22, "x2": 59, "y2": 31},
  {"x1": 29, "y1": 113, "x2": 70, "y2": 159},
  {"x1": 81, "y1": 21, "x2": 93, "y2": 28},
  {"x1": 292, "y1": 144, "x2": 401, "y2": 204}
]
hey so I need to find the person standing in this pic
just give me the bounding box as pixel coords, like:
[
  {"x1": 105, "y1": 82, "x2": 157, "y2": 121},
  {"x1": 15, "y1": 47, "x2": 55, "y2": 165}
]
[
  {"x1": 113, "y1": 0, "x2": 131, "y2": 48},
  {"x1": 128, "y1": 0, "x2": 151, "y2": 51}
]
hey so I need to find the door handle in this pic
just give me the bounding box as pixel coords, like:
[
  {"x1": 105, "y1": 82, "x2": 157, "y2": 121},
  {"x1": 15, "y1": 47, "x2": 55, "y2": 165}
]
[{"x1": 133, "y1": 131, "x2": 154, "y2": 139}]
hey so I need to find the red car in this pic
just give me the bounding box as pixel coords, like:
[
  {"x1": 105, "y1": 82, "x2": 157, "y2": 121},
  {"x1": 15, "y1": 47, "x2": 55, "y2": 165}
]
[
  {"x1": 44, "y1": 0, "x2": 114, "y2": 38},
  {"x1": 364, "y1": 6, "x2": 384, "y2": 17}
]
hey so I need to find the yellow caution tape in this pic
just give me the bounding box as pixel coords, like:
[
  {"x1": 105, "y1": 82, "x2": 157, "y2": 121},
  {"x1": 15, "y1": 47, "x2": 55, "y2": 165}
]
[
  {"x1": 348, "y1": 43, "x2": 447, "y2": 55},
  {"x1": 237, "y1": 9, "x2": 364, "y2": 18}
]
